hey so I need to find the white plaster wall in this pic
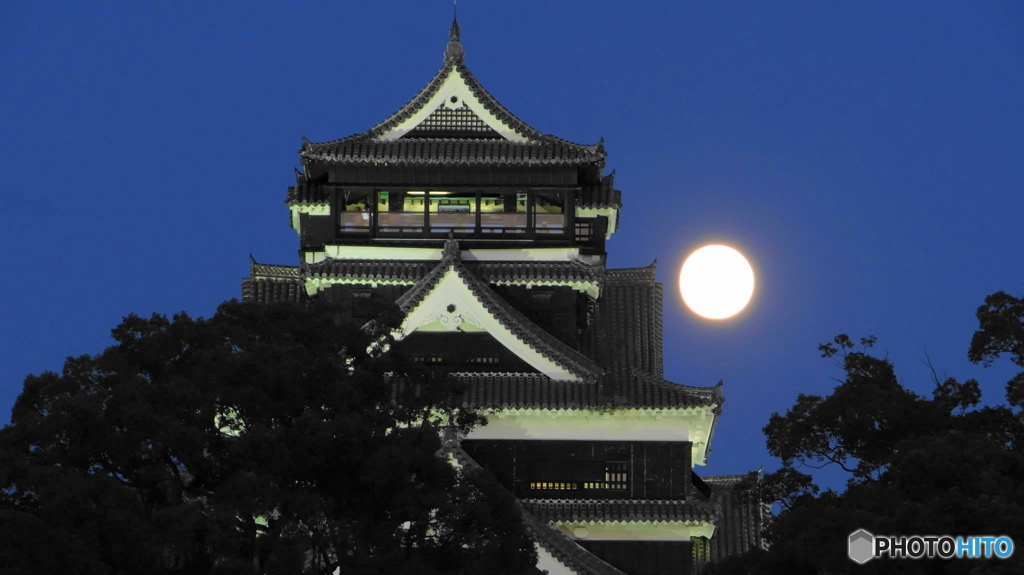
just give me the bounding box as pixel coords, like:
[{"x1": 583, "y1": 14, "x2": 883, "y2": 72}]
[
  {"x1": 466, "y1": 412, "x2": 693, "y2": 442},
  {"x1": 555, "y1": 522, "x2": 715, "y2": 542}
]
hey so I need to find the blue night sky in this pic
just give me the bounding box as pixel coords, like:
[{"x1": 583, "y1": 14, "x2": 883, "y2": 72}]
[{"x1": 2, "y1": 2, "x2": 1022, "y2": 483}]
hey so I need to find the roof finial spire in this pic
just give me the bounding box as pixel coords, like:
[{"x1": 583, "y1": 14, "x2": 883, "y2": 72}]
[
  {"x1": 450, "y1": 0, "x2": 460, "y2": 41},
  {"x1": 444, "y1": 0, "x2": 464, "y2": 64}
]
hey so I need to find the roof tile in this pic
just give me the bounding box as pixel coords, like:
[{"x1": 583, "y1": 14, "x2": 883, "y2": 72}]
[{"x1": 522, "y1": 498, "x2": 716, "y2": 524}]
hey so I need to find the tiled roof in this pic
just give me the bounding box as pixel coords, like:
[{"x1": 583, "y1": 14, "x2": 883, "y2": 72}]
[
  {"x1": 572, "y1": 262, "x2": 728, "y2": 411},
  {"x1": 603, "y1": 263, "x2": 657, "y2": 284},
  {"x1": 304, "y1": 258, "x2": 603, "y2": 289},
  {"x1": 523, "y1": 499, "x2": 716, "y2": 524},
  {"x1": 242, "y1": 258, "x2": 305, "y2": 303},
  {"x1": 442, "y1": 439, "x2": 627, "y2": 575},
  {"x1": 392, "y1": 241, "x2": 455, "y2": 310},
  {"x1": 702, "y1": 473, "x2": 760, "y2": 488},
  {"x1": 245, "y1": 255, "x2": 721, "y2": 410},
  {"x1": 287, "y1": 182, "x2": 329, "y2": 206},
  {"x1": 306, "y1": 259, "x2": 432, "y2": 284},
  {"x1": 619, "y1": 373, "x2": 723, "y2": 409},
  {"x1": 577, "y1": 172, "x2": 621, "y2": 209},
  {"x1": 395, "y1": 240, "x2": 603, "y2": 380},
  {"x1": 250, "y1": 258, "x2": 302, "y2": 280},
  {"x1": 475, "y1": 260, "x2": 604, "y2": 286},
  {"x1": 300, "y1": 35, "x2": 605, "y2": 169},
  {"x1": 582, "y1": 263, "x2": 664, "y2": 383},
  {"x1": 456, "y1": 374, "x2": 603, "y2": 410},
  {"x1": 363, "y1": 48, "x2": 542, "y2": 143},
  {"x1": 301, "y1": 138, "x2": 605, "y2": 167},
  {"x1": 453, "y1": 372, "x2": 719, "y2": 411},
  {"x1": 241, "y1": 277, "x2": 304, "y2": 303},
  {"x1": 702, "y1": 471, "x2": 765, "y2": 561}
]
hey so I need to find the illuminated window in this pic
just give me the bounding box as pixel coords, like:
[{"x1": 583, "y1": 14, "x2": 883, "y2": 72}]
[
  {"x1": 429, "y1": 193, "x2": 475, "y2": 234},
  {"x1": 605, "y1": 461, "x2": 628, "y2": 490},
  {"x1": 533, "y1": 191, "x2": 565, "y2": 233},
  {"x1": 529, "y1": 482, "x2": 580, "y2": 491},
  {"x1": 582, "y1": 461, "x2": 629, "y2": 490},
  {"x1": 339, "y1": 190, "x2": 371, "y2": 230}
]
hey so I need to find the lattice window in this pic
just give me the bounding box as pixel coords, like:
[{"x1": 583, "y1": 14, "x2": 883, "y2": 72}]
[
  {"x1": 575, "y1": 221, "x2": 593, "y2": 242},
  {"x1": 409, "y1": 106, "x2": 500, "y2": 136}
]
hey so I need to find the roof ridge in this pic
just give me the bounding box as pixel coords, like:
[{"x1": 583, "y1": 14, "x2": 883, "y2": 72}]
[
  {"x1": 250, "y1": 260, "x2": 303, "y2": 280},
  {"x1": 604, "y1": 263, "x2": 657, "y2": 283}
]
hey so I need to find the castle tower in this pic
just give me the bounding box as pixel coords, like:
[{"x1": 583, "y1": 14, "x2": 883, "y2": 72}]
[{"x1": 243, "y1": 18, "x2": 762, "y2": 575}]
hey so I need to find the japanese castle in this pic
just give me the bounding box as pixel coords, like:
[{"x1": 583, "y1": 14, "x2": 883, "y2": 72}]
[{"x1": 243, "y1": 17, "x2": 762, "y2": 575}]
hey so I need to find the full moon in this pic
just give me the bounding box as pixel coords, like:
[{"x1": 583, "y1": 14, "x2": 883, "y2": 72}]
[{"x1": 679, "y1": 245, "x2": 755, "y2": 320}]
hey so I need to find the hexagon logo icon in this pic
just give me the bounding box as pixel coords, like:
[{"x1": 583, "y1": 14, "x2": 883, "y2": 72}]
[{"x1": 848, "y1": 529, "x2": 875, "y2": 564}]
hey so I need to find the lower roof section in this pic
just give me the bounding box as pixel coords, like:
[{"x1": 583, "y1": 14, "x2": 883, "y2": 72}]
[
  {"x1": 456, "y1": 373, "x2": 720, "y2": 411},
  {"x1": 524, "y1": 499, "x2": 717, "y2": 542},
  {"x1": 240, "y1": 276, "x2": 305, "y2": 304}
]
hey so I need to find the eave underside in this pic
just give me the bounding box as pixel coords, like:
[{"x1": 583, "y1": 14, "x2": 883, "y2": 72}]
[{"x1": 302, "y1": 138, "x2": 605, "y2": 168}]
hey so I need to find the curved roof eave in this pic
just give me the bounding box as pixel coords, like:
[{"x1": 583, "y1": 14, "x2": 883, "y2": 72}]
[{"x1": 299, "y1": 39, "x2": 605, "y2": 164}]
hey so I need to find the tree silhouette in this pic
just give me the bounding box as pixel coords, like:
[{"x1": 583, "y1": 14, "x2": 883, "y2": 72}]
[
  {"x1": 706, "y1": 292, "x2": 1024, "y2": 575},
  {"x1": 0, "y1": 300, "x2": 537, "y2": 575}
]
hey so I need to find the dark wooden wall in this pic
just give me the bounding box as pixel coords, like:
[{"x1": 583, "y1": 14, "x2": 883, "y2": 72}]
[
  {"x1": 463, "y1": 439, "x2": 692, "y2": 500},
  {"x1": 578, "y1": 541, "x2": 693, "y2": 575},
  {"x1": 492, "y1": 286, "x2": 584, "y2": 347},
  {"x1": 400, "y1": 332, "x2": 534, "y2": 373}
]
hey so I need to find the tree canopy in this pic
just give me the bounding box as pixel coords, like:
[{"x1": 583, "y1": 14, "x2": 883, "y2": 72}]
[
  {"x1": 0, "y1": 300, "x2": 537, "y2": 575},
  {"x1": 706, "y1": 294, "x2": 1024, "y2": 575}
]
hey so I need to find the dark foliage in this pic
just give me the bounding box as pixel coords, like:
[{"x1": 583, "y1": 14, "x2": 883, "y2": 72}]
[
  {"x1": 0, "y1": 300, "x2": 537, "y2": 575},
  {"x1": 970, "y1": 291, "x2": 1024, "y2": 409},
  {"x1": 708, "y1": 293, "x2": 1024, "y2": 575}
]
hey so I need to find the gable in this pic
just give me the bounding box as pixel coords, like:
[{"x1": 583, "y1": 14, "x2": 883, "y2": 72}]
[
  {"x1": 399, "y1": 265, "x2": 579, "y2": 380},
  {"x1": 377, "y1": 66, "x2": 531, "y2": 143}
]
